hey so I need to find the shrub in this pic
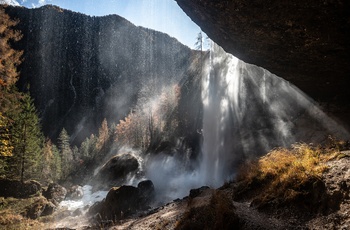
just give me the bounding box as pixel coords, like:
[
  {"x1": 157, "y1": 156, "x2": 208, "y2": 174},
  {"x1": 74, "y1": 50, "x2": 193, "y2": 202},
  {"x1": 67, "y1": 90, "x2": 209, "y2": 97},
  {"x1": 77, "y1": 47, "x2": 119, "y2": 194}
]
[{"x1": 236, "y1": 142, "x2": 342, "y2": 205}]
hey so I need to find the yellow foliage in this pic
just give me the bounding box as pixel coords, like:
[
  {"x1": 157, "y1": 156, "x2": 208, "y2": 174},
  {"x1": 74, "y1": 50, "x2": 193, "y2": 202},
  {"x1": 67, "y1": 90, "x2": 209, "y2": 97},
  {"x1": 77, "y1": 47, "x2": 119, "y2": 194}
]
[
  {"x1": 0, "y1": 112, "x2": 13, "y2": 156},
  {"x1": 238, "y1": 142, "x2": 341, "y2": 203}
]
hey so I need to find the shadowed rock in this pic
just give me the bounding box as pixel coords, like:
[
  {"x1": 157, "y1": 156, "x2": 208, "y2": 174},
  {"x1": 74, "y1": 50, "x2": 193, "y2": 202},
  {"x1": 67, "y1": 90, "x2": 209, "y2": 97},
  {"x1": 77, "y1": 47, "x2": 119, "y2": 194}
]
[
  {"x1": 0, "y1": 179, "x2": 41, "y2": 198},
  {"x1": 42, "y1": 183, "x2": 67, "y2": 205},
  {"x1": 94, "y1": 153, "x2": 139, "y2": 188},
  {"x1": 89, "y1": 180, "x2": 155, "y2": 222}
]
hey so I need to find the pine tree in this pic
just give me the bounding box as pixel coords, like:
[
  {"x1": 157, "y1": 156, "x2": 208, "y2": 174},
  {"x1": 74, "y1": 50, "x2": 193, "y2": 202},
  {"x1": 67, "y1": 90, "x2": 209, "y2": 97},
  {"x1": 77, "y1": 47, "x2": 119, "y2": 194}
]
[
  {"x1": 10, "y1": 93, "x2": 43, "y2": 182},
  {"x1": 52, "y1": 144, "x2": 61, "y2": 181},
  {"x1": 57, "y1": 128, "x2": 73, "y2": 179},
  {"x1": 79, "y1": 134, "x2": 97, "y2": 160},
  {"x1": 195, "y1": 31, "x2": 203, "y2": 52}
]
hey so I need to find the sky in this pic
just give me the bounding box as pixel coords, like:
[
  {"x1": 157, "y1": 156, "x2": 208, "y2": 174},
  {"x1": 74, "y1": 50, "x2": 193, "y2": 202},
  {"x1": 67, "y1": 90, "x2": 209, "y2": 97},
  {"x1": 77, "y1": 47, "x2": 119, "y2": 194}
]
[{"x1": 1, "y1": 0, "x2": 207, "y2": 49}]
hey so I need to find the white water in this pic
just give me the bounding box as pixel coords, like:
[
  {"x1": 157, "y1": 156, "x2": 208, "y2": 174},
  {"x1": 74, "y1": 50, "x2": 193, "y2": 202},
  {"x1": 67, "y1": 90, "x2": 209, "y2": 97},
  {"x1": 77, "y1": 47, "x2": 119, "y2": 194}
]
[
  {"x1": 59, "y1": 185, "x2": 108, "y2": 211},
  {"x1": 48, "y1": 185, "x2": 108, "y2": 229}
]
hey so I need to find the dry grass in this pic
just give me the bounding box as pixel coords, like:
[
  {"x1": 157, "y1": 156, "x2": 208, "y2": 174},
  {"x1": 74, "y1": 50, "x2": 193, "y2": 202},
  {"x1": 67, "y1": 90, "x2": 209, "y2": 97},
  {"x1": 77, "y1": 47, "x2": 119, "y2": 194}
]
[
  {"x1": 237, "y1": 141, "x2": 345, "y2": 204},
  {"x1": 0, "y1": 196, "x2": 44, "y2": 229}
]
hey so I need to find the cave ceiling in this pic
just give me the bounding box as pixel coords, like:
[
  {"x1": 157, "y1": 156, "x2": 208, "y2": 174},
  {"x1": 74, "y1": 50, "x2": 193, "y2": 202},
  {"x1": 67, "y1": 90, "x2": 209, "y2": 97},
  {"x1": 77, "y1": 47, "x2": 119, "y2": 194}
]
[{"x1": 176, "y1": 0, "x2": 350, "y2": 108}]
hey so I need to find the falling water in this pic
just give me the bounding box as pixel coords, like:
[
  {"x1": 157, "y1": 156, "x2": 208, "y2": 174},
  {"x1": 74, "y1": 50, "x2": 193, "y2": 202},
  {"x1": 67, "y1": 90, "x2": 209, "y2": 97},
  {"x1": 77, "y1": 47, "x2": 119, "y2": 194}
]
[
  {"x1": 200, "y1": 43, "x2": 240, "y2": 187},
  {"x1": 199, "y1": 42, "x2": 349, "y2": 187}
]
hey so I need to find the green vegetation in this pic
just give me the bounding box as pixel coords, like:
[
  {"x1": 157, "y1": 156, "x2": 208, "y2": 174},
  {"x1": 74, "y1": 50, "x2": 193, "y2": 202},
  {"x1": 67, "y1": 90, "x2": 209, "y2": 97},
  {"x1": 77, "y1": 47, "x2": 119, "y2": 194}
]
[{"x1": 0, "y1": 7, "x2": 45, "y2": 182}]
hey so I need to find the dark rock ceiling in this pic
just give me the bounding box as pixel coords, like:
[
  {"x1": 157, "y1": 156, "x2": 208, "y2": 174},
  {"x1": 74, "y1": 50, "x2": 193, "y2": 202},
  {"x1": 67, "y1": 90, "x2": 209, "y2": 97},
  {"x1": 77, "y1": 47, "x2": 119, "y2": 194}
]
[{"x1": 175, "y1": 0, "x2": 350, "y2": 116}]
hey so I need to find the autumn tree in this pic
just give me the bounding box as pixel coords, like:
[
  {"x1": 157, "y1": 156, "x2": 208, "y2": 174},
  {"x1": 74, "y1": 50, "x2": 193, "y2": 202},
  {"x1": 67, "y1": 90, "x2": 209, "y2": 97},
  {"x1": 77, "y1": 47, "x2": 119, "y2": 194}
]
[
  {"x1": 0, "y1": 112, "x2": 12, "y2": 157},
  {"x1": 0, "y1": 6, "x2": 23, "y2": 178},
  {"x1": 96, "y1": 118, "x2": 109, "y2": 152},
  {"x1": 0, "y1": 6, "x2": 23, "y2": 88},
  {"x1": 0, "y1": 112, "x2": 12, "y2": 175},
  {"x1": 40, "y1": 138, "x2": 62, "y2": 182},
  {"x1": 115, "y1": 84, "x2": 181, "y2": 151}
]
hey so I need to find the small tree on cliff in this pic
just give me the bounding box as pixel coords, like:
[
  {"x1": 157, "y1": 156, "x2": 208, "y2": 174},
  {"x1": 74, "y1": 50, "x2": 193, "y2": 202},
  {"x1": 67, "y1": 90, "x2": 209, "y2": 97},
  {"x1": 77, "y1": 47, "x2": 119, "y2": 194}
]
[{"x1": 195, "y1": 31, "x2": 203, "y2": 52}]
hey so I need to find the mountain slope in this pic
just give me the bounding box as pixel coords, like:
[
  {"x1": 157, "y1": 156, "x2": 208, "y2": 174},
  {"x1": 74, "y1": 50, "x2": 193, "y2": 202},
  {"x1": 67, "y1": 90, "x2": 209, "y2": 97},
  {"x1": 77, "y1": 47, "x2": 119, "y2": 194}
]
[{"x1": 4, "y1": 5, "x2": 197, "y2": 143}]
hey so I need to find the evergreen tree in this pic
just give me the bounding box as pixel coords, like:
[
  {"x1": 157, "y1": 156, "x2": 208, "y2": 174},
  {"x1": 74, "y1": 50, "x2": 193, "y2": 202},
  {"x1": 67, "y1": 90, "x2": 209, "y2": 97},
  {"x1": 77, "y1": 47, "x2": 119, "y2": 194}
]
[
  {"x1": 52, "y1": 143, "x2": 61, "y2": 181},
  {"x1": 79, "y1": 134, "x2": 97, "y2": 160},
  {"x1": 195, "y1": 31, "x2": 203, "y2": 52},
  {"x1": 58, "y1": 128, "x2": 73, "y2": 179},
  {"x1": 10, "y1": 93, "x2": 43, "y2": 182}
]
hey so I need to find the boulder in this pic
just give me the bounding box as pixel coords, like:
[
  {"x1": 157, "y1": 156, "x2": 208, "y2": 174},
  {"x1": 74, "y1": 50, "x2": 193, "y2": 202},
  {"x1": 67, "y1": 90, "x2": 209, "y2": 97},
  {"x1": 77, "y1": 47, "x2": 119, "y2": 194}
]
[
  {"x1": 103, "y1": 185, "x2": 139, "y2": 219},
  {"x1": 95, "y1": 152, "x2": 139, "y2": 186},
  {"x1": 138, "y1": 180, "x2": 155, "y2": 208},
  {"x1": 66, "y1": 185, "x2": 84, "y2": 200},
  {"x1": 24, "y1": 196, "x2": 56, "y2": 219},
  {"x1": 89, "y1": 180, "x2": 156, "y2": 221},
  {"x1": 0, "y1": 179, "x2": 41, "y2": 198},
  {"x1": 42, "y1": 183, "x2": 67, "y2": 205},
  {"x1": 41, "y1": 201, "x2": 56, "y2": 216}
]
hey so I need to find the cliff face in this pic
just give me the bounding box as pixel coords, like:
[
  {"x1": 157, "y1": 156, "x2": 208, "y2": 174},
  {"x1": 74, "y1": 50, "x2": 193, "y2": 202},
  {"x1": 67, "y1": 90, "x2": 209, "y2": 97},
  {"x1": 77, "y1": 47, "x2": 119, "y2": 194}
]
[
  {"x1": 175, "y1": 0, "x2": 350, "y2": 126},
  {"x1": 5, "y1": 5, "x2": 195, "y2": 143}
]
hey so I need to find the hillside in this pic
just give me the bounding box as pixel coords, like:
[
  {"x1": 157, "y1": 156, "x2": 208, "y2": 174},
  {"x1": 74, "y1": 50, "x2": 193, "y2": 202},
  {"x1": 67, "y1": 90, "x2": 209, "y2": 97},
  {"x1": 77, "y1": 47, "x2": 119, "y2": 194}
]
[{"x1": 5, "y1": 5, "x2": 198, "y2": 144}]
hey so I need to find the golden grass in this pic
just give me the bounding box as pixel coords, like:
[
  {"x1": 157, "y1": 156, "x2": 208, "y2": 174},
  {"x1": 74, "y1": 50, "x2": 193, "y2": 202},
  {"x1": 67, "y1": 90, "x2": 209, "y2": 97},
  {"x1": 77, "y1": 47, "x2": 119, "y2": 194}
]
[{"x1": 237, "y1": 142, "x2": 344, "y2": 204}]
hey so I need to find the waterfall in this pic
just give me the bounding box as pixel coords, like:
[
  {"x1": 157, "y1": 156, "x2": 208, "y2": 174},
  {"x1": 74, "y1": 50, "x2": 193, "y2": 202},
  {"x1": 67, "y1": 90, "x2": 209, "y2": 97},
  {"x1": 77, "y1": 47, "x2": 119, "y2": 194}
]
[
  {"x1": 200, "y1": 43, "x2": 240, "y2": 187},
  {"x1": 199, "y1": 43, "x2": 349, "y2": 187}
]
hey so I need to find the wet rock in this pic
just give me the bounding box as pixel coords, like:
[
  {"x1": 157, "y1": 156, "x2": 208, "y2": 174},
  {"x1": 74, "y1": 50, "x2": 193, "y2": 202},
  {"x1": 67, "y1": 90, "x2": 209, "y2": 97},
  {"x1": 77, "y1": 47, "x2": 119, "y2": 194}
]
[
  {"x1": 95, "y1": 152, "x2": 139, "y2": 187},
  {"x1": 43, "y1": 183, "x2": 67, "y2": 205},
  {"x1": 66, "y1": 185, "x2": 84, "y2": 200},
  {"x1": 72, "y1": 208, "x2": 83, "y2": 217},
  {"x1": 0, "y1": 179, "x2": 42, "y2": 198},
  {"x1": 89, "y1": 180, "x2": 156, "y2": 221}
]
